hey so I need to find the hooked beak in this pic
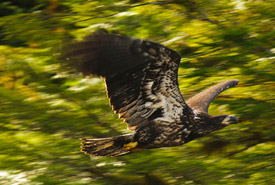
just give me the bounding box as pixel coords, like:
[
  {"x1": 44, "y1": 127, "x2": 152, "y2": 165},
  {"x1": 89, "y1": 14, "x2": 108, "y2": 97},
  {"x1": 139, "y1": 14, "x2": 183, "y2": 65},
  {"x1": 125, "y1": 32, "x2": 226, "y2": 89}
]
[{"x1": 222, "y1": 115, "x2": 238, "y2": 125}]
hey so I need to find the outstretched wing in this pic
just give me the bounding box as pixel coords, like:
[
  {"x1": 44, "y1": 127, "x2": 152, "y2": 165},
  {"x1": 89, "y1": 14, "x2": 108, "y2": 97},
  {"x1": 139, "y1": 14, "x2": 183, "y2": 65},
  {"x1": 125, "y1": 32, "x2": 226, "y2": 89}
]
[
  {"x1": 186, "y1": 79, "x2": 239, "y2": 113},
  {"x1": 62, "y1": 33, "x2": 190, "y2": 131}
]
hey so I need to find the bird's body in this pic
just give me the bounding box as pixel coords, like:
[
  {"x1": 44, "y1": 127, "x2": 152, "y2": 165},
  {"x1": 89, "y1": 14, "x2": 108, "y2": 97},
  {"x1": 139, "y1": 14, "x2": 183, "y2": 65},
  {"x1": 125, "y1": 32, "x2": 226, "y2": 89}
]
[{"x1": 62, "y1": 32, "x2": 239, "y2": 156}]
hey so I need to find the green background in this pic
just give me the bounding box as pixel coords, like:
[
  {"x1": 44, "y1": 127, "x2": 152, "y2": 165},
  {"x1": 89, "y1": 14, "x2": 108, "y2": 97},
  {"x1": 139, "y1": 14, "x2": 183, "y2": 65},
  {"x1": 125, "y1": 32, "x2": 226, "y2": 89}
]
[{"x1": 0, "y1": 0, "x2": 274, "y2": 184}]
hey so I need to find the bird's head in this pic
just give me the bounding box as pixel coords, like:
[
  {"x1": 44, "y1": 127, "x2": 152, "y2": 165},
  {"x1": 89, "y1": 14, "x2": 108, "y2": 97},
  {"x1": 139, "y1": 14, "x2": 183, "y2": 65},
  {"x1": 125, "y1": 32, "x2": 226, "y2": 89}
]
[
  {"x1": 220, "y1": 115, "x2": 238, "y2": 125},
  {"x1": 191, "y1": 113, "x2": 238, "y2": 137},
  {"x1": 210, "y1": 115, "x2": 238, "y2": 129}
]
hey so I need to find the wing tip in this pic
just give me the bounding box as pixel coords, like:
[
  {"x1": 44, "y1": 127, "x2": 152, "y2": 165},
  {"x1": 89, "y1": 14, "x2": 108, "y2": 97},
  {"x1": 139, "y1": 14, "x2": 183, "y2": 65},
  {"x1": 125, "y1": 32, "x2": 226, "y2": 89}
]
[
  {"x1": 230, "y1": 79, "x2": 239, "y2": 84},
  {"x1": 227, "y1": 79, "x2": 239, "y2": 87}
]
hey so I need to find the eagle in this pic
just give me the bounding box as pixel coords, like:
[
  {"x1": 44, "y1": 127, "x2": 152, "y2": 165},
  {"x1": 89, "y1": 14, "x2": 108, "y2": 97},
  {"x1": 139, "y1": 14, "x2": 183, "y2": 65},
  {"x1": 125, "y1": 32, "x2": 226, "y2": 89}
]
[{"x1": 62, "y1": 32, "x2": 239, "y2": 157}]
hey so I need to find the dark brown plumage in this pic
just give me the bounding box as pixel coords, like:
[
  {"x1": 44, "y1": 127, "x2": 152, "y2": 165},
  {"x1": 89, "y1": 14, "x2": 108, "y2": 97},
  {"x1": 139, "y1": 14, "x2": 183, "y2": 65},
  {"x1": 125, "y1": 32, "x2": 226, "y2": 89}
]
[{"x1": 62, "y1": 32, "x2": 239, "y2": 156}]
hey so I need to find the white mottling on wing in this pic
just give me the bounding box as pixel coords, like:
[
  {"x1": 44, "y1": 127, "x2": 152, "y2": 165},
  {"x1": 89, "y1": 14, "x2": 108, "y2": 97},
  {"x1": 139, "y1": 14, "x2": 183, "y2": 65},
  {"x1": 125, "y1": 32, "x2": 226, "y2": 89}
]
[
  {"x1": 183, "y1": 128, "x2": 191, "y2": 134},
  {"x1": 143, "y1": 52, "x2": 149, "y2": 57},
  {"x1": 145, "y1": 102, "x2": 153, "y2": 107},
  {"x1": 148, "y1": 48, "x2": 157, "y2": 55},
  {"x1": 193, "y1": 109, "x2": 201, "y2": 120},
  {"x1": 140, "y1": 108, "x2": 154, "y2": 118},
  {"x1": 145, "y1": 81, "x2": 158, "y2": 101}
]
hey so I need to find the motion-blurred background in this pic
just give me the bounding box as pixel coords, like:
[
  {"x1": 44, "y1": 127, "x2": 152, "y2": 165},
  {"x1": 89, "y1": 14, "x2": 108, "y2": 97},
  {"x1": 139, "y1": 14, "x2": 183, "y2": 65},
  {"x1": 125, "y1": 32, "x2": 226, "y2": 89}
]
[{"x1": 0, "y1": 0, "x2": 274, "y2": 184}]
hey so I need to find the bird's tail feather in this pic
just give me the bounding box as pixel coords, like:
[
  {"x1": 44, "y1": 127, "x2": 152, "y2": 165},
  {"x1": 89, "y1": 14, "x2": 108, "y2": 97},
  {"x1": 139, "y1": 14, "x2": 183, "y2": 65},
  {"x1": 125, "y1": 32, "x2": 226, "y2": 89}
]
[{"x1": 81, "y1": 133, "x2": 138, "y2": 156}]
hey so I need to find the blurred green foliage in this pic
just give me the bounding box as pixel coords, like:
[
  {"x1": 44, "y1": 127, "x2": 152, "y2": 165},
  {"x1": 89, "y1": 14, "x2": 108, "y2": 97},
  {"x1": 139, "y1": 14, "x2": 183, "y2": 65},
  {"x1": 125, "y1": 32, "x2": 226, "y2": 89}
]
[{"x1": 0, "y1": 0, "x2": 274, "y2": 184}]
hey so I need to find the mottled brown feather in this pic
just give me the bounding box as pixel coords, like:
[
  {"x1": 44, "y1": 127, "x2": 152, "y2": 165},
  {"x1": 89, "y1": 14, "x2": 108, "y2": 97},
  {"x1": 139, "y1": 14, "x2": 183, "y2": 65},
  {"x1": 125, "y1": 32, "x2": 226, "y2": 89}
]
[{"x1": 62, "y1": 33, "x2": 187, "y2": 131}]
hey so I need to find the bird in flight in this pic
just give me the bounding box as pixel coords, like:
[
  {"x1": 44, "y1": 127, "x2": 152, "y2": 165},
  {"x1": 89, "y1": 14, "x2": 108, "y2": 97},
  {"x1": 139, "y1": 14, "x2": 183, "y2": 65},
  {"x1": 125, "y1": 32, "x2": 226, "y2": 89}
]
[{"x1": 62, "y1": 32, "x2": 239, "y2": 156}]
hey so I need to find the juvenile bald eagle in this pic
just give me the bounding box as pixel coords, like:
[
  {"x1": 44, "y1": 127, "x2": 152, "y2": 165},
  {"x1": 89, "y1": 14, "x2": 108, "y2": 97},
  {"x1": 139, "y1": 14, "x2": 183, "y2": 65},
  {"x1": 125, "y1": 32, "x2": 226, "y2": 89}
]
[{"x1": 63, "y1": 32, "x2": 239, "y2": 156}]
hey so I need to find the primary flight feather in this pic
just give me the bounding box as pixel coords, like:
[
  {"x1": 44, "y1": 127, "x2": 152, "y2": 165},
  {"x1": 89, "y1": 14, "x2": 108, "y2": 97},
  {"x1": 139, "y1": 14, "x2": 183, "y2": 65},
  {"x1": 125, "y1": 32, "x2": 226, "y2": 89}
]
[{"x1": 62, "y1": 32, "x2": 239, "y2": 156}]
